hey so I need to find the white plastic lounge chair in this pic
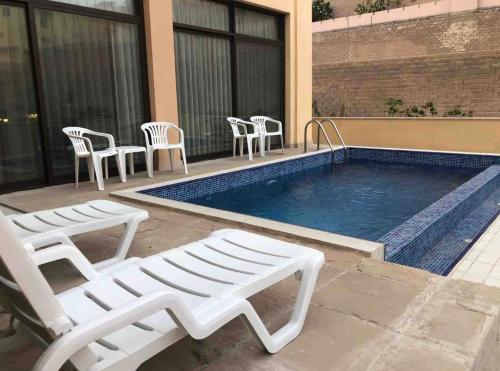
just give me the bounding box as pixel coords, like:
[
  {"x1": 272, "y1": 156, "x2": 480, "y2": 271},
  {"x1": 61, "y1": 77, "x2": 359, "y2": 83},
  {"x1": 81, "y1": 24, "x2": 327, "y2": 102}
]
[
  {"x1": 141, "y1": 122, "x2": 188, "y2": 177},
  {"x1": 63, "y1": 127, "x2": 123, "y2": 191},
  {"x1": 227, "y1": 117, "x2": 263, "y2": 161},
  {"x1": 6, "y1": 200, "x2": 148, "y2": 273},
  {"x1": 0, "y1": 210, "x2": 324, "y2": 371},
  {"x1": 250, "y1": 116, "x2": 285, "y2": 155}
]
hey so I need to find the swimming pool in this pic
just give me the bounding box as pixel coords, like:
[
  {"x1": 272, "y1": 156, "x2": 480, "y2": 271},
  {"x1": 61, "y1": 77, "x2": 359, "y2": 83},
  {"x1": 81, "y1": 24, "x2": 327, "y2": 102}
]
[
  {"x1": 188, "y1": 162, "x2": 478, "y2": 241},
  {"x1": 117, "y1": 147, "x2": 500, "y2": 275}
]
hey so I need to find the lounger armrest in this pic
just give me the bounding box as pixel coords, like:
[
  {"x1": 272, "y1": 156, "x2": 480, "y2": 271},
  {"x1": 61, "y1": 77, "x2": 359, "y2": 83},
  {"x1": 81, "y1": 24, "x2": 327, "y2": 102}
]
[
  {"x1": 35, "y1": 292, "x2": 245, "y2": 371},
  {"x1": 30, "y1": 244, "x2": 99, "y2": 281}
]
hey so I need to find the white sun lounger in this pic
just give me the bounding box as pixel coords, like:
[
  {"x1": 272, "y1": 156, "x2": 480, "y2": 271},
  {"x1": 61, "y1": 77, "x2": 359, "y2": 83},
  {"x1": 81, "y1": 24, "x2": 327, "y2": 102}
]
[
  {"x1": 6, "y1": 200, "x2": 148, "y2": 273},
  {"x1": 0, "y1": 210, "x2": 324, "y2": 371}
]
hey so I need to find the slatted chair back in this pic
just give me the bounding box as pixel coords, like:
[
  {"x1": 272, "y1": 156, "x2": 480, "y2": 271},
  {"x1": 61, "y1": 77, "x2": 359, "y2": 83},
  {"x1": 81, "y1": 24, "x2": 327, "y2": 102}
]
[
  {"x1": 63, "y1": 127, "x2": 92, "y2": 156},
  {"x1": 250, "y1": 116, "x2": 276, "y2": 135},
  {"x1": 0, "y1": 211, "x2": 72, "y2": 343},
  {"x1": 141, "y1": 122, "x2": 176, "y2": 150}
]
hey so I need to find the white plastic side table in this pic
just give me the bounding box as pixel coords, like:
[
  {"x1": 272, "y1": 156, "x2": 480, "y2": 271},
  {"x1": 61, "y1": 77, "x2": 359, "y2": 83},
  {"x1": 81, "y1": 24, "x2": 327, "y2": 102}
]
[{"x1": 116, "y1": 146, "x2": 148, "y2": 182}]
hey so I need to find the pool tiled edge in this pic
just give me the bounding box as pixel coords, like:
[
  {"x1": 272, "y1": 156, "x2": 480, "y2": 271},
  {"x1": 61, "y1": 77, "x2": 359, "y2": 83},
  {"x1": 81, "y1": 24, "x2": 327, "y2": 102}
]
[{"x1": 381, "y1": 165, "x2": 500, "y2": 274}]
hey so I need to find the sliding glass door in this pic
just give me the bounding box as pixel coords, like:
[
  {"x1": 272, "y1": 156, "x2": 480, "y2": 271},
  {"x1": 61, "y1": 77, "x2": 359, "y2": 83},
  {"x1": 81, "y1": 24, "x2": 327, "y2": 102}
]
[
  {"x1": 174, "y1": 31, "x2": 233, "y2": 158},
  {"x1": 0, "y1": 4, "x2": 45, "y2": 188},
  {"x1": 35, "y1": 9, "x2": 145, "y2": 177},
  {"x1": 0, "y1": 0, "x2": 148, "y2": 192},
  {"x1": 173, "y1": 0, "x2": 284, "y2": 160}
]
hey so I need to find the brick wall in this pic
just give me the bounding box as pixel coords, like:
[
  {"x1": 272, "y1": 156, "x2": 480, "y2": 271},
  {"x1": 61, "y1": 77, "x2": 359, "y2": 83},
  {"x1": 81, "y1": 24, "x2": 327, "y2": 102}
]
[
  {"x1": 313, "y1": 8, "x2": 500, "y2": 117},
  {"x1": 331, "y1": 0, "x2": 426, "y2": 18}
]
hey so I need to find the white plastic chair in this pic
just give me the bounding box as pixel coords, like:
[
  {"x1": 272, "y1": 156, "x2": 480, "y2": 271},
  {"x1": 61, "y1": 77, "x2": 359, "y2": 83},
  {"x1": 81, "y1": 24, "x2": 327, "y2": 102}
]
[
  {"x1": 7, "y1": 200, "x2": 148, "y2": 273},
  {"x1": 62, "y1": 127, "x2": 123, "y2": 191},
  {"x1": 141, "y1": 122, "x2": 188, "y2": 176},
  {"x1": 250, "y1": 116, "x2": 285, "y2": 155},
  {"x1": 227, "y1": 117, "x2": 262, "y2": 161},
  {"x1": 0, "y1": 210, "x2": 324, "y2": 371}
]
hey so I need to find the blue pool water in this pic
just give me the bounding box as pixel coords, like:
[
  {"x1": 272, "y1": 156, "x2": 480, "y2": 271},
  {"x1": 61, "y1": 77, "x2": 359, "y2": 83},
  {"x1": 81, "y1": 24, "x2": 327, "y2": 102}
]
[{"x1": 187, "y1": 162, "x2": 479, "y2": 241}]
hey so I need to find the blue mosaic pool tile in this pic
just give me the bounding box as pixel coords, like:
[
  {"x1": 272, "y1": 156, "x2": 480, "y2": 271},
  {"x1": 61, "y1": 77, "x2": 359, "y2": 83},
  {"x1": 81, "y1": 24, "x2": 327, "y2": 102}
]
[
  {"x1": 140, "y1": 150, "x2": 339, "y2": 201},
  {"x1": 381, "y1": 165, "x2": 500, "y2": 268},
  {"x1": 414, "y1": 189, "x2": 500, "y2": 275},
  {"x1": 349, "y1": 148, "x2": 499, "y2": 169}
]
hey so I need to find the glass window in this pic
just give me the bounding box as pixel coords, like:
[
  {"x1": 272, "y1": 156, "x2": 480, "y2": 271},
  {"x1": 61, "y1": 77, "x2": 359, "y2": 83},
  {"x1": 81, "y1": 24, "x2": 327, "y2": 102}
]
[
  {"x1": 236, "y1": 8, "x2": 279, "y2": 40},
  {"x1": 49, "y1": 0, "x2": 136, "y2": 15},
  {"x1": 35, "y1": 9, "x2": 146, "y2": 176},
  {"x1": 174, "y1": 31, "x2": 233, "y2": 157},
  {"x1": 236, "y1": 41, "x2": 283, "y2": 123},
  {"x1": 173, "y1": 0, "x2": 230, "y2": 32},
  {"x1": 0, "y1": 5, "x2": 45, "y2": 185}
]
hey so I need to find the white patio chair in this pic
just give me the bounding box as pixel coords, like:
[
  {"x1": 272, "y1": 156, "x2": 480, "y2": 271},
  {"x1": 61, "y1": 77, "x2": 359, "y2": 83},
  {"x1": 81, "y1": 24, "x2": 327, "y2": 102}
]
[
  {"x1": 6, "y1": 200, "x2": 148, "y2": 274},
  {"x1": 0, "y1": 210, "x2": 324, "y2": 371},
  {"x1": 250, "y1": 116, "x2": 285, "y2": 155},
  {"x1": 227, "y1": 117, "x2": 262, "y2": 161},
  {"x1": 62, "y1": 127, "x2": 123, "y2": 191},
  {"x1": 141, "y1": 122, "x2": 188, "y2": 177}
]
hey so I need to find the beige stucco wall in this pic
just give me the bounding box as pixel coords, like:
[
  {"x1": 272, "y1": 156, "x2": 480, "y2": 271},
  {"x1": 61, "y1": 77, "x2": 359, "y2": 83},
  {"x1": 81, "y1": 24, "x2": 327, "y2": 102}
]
[
  {"x1": 143, "y1": 0, "x2": 312, "y2": 169},
  {"x1": 317, "y1": 118, "x2": 500, "y2": 154}
]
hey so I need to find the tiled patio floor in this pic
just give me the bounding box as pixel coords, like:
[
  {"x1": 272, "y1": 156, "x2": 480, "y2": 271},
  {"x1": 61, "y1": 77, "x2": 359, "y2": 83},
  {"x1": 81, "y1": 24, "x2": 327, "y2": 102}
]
[
  {"x1": 1, "y1": 150, "x2": 500, "y2": 370},
  {"x1": 450, "y1": 215, "x2": 500, "y2": 286}
]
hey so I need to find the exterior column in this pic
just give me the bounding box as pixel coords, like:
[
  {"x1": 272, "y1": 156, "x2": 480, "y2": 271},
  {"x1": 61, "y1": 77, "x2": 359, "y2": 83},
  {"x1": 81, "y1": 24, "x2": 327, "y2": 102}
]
[{"x1": 143, "y1": 0, "x2": 180, "y2": 170}]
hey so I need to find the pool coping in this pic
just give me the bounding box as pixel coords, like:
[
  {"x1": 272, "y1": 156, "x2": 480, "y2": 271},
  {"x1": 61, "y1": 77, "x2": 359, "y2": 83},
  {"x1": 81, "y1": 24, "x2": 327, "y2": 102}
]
[{"x1": 112, "y1": 148, "x2": 385, "y2": 260}]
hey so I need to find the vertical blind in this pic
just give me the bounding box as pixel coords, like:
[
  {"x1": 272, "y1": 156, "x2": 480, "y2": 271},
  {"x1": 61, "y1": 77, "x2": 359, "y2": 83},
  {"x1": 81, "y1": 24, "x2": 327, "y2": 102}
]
[
  {"x1": 0, "y1": 5, "x2": 44, "y2": 184},
  {"x1": 35, "y1": 9, "x2": 145, "y2": 176},
  {"x1": 237, "y1": 41, "x2": 283, "y2": 120},
  {"x1": 49, "y1": 0, "x2": 136, "y2": 15},
  {"x1": 173, "y1": 0, "x2": 284, "y2": 158},
  {"x1": 172, "y1": 0, "x2": 230, "y2": 31},
  {"x1": 174, "y1": 32, "x2": 233, "y2": 157},
  {"x1": 235, "y1": 8, "x2": 280, "y2": 40}
]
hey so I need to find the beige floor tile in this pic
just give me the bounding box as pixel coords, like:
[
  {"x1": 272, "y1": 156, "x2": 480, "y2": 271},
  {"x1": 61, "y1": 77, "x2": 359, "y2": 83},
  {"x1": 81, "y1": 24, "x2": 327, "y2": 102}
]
[
  {"x1": 484, "y1": 277, "x2": 500, "y2": 288},
  {"x1": 467, "y1": 261, "x2": 493, "y2": 276}
]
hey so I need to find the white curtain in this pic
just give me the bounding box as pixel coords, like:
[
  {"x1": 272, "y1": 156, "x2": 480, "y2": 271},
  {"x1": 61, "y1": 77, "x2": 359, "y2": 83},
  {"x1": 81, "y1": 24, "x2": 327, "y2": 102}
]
[
  {"x1": 35, "y1": 9, "x2": 145, "y2": 176},
  {"x1": 0, "y1": 5, "x2": 44, "y2": 184}
]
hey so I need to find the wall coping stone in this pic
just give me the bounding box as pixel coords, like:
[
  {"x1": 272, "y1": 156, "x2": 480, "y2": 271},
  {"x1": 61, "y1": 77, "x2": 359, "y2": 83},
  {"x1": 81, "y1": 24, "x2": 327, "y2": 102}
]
[{"x1": 313, "y1": 0, "x2": 500, "y2": 33}]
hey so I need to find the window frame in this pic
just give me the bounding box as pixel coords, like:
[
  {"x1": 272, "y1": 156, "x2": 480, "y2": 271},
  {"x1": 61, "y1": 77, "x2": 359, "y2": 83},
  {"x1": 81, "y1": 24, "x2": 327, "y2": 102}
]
[
  {"x1": 0, "y1": 0, "x2": 150, "y2": 193},
  {"x1": 172, "y1": 0, "x2": 285, "y2": 163}
]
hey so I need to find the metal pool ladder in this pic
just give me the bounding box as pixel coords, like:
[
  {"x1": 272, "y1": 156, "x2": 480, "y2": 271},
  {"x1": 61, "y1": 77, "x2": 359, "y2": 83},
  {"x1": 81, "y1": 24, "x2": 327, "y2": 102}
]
[{"x1": 304, "y1": 119, "x2": 348, "y2": 164}]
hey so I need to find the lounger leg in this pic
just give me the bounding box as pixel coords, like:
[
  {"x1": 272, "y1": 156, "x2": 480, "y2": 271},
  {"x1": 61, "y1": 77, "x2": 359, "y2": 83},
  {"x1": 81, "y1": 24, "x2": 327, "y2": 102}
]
[
  {"x1": 280, "y1": 134, "x2": 285, "y2": 154},
  {"x1": 233, "y1": 137, "x2": 236, "y2": 157},
  {"x1": 267, "y1": 137, "x2": 271, "y2": 154},
  {"x1": 86, "y1": 158, "x2": 95, "y2": 183},
  {"x1": 240, "y1": 254, "x2": 324, "y2": 353},
  {"x1": 74, "y1": 156, "x2": 79, "y2": 189},
  {"x1": 239, "y1": 138, "x2": 244, "y2": 157},
  {"x1": 93, "y1": 218, "x2": 142, "y2": 270}
]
